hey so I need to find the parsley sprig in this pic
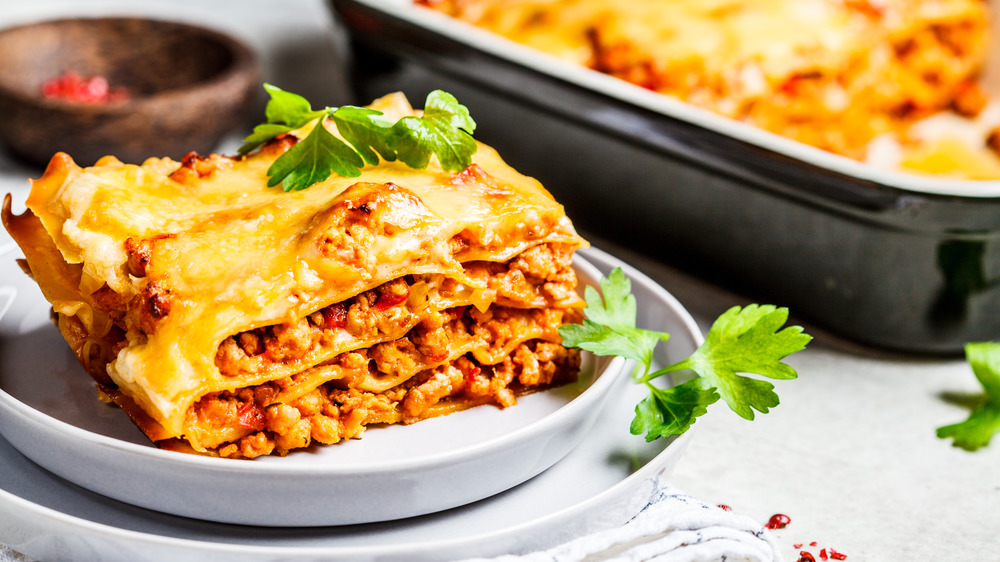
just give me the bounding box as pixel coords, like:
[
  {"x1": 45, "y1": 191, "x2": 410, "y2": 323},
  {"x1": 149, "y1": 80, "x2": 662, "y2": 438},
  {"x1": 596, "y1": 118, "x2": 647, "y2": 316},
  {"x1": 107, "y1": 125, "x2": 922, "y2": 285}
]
[
  {"x1": 559, "y1": 268, "x2": 811, "y2": 441},
  {"x1": 936, "y1": 342, "x2": 1000, "y2": 450},
  {"x1": 239, "y1": 84, "x2": 477, "y2": 191}
]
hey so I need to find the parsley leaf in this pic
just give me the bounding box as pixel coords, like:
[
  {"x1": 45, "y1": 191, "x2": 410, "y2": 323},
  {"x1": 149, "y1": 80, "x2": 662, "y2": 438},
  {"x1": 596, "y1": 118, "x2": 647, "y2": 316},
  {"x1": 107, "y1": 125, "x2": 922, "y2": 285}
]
[
  {"x1": 263, "y1": 83, "x2": 322, "y2": 127},
  {"x1": 630, "y1": 379, "x2": 719, "y2": 441},
  {"x1": 239, "y1": 85, "x2": 479, "y2": 191},
  {"x1": 936, "y1": 342, "x2": 1000, "y2": 450},
  {"x1": 390, "y1": 90, "x2": 477, "y2": 171},
  {"x1": 559, "y1": 267, "x2": 810, "y2": 441},
  {"x1": 560, "y1": 268, "x2": 668, "y2": 375},
  {"x1": 266, "y1": 121, "x2": 365, "y2": 191},
  {"x1": 239, "y1": 84, "x2": 325, "y2": 155},
  {"x1": 583, "y1": 267, "x2": 639, "y2": 330},
  {"x1": 669, "y1": 304, "x2": 808, "y2": 420},
  {"x1": 331, "y1": 106, "x2": 397, "y2": 166}
]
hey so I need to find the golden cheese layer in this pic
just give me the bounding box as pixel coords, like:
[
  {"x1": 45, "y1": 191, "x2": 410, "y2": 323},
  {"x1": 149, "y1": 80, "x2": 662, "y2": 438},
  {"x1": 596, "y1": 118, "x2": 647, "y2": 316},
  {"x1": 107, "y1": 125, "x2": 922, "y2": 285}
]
[{"x1": 3, "y1": 93, "x2": 586, "y2": 441}]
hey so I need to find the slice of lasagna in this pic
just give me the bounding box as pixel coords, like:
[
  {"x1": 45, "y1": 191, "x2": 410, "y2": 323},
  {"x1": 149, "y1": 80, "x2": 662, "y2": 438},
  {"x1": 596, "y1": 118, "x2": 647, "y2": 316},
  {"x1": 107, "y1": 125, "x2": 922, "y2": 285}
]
[
  {"x1": 420, "y1": 0, "x2": 990, "y2": 162},
  {"x1": 2, "y1": 93, "x2": 588, "y2": 458}
]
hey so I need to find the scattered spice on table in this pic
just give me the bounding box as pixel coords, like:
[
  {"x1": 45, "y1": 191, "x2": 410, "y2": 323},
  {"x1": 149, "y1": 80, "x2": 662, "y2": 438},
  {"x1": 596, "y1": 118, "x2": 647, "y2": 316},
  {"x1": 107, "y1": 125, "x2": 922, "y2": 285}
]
[
  {"x1": 796, "y1": 542, "x2": 848, "y2": 561},
  {"x1": 766, "y1": 513, "x2": 791, "y2": 529},
  {"x1": 765, "y1": 511, "x2": 848, "y2": 561}
]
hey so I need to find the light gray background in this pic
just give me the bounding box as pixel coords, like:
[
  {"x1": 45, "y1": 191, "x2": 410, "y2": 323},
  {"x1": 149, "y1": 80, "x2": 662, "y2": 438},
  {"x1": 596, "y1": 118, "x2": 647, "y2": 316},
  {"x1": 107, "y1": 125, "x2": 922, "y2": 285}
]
[{"x1": 0, "y1": 1, "x2": 997, "y2": 560}]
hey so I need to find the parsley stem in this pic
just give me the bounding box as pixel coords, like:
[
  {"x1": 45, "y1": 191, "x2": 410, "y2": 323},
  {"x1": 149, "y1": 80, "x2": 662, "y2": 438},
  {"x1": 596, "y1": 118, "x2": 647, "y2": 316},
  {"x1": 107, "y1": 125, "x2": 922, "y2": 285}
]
[{"x1": 638, "y1": 360, "x2": 690, "y2": 384}]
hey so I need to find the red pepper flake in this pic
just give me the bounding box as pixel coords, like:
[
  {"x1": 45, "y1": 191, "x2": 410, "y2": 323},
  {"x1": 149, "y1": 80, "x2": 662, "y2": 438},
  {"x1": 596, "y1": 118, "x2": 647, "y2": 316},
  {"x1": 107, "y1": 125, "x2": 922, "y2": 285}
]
[
  {"x1": 797, "y1": 552, "x2": 816, "y2": 562},
  {"x1": 830, "y1": 549, "x2": 847, "y2": 560},
  {"x1": 717, "y1": 504, "x2": 732, "y2": 511},
  {"x1": 794, "y1": 544, "x2": 803, "y2": 549},
  {"x1": 810, "y1": 542, "x2": 818, "y2": 547},
  {"x1": 820, "y1": 549, "x2": 828, "y2": 561},
  {"x1": 765, "y1": 513, "x2": 791, "y2": 530},
  {"x1": 41, "y1": 70, "x2": 129, "y2": 104}
]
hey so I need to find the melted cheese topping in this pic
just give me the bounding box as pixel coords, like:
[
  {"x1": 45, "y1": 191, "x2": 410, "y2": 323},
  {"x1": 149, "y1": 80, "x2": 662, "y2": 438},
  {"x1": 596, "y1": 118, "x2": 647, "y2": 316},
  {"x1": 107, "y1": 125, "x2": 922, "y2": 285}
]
[
  {"x1": 423, "y1": 0, "x2": 991, "y2": 165},
  {"x1": 8, "y1": 93, "x2": 584, "y2": 437},
  {"x1": 436, "y1": 0, "x2": 986, "y2": 79},
  {"x1": 595, "y1": 0, "x2": 863, "y2": 76}
]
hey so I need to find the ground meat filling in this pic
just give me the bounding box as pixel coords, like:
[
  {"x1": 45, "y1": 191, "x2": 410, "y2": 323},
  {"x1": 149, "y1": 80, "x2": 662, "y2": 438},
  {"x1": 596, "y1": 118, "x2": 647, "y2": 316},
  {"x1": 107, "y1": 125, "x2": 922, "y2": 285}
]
[
  {"x1": 214, "y1": 277, "x2": 414, "y2": 377},
  {"x1": 189, "y1": 242, "x2": 584, "y2": 458},
  {"x1": 214, "y1": 242, "x2": 579, "y2": 377},
  {"x1": 193, "y1": 302, "x2": 582, "y2": 458},
  {"x1": 204, "y1": 342, "x2": 579, "y2": 459}
]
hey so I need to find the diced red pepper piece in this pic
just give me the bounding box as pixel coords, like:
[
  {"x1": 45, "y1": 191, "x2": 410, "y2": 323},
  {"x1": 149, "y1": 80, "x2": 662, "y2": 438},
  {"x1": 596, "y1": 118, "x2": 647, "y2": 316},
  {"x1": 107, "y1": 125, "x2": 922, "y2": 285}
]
[
  {"x1": 322, "y1": 303, "x2": 348, "y2": 329},
  {"x1": 237, "y1": 400, "x2": 265, "y2": 430},
  {"x1": 373, "y1": 287, "x2": 409, "y2": 311}
]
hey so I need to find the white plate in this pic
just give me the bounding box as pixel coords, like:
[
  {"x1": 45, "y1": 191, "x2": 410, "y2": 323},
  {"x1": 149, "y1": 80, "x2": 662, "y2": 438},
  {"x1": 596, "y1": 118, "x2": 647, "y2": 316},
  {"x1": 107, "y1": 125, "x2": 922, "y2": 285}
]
[
  {"x1": 0, "y1": 246, "x2": 702, "y2": 561},
  {"x1": 0, "y1": 249, "x2": 627, "y2": 526}
]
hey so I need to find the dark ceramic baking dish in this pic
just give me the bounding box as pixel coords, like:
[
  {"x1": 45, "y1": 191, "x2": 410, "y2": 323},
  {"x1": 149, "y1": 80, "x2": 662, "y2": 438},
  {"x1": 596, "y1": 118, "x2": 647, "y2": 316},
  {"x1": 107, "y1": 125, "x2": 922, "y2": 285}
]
[{"x1": 331, "y1": 0, "x2": 1000, "y2": 354}]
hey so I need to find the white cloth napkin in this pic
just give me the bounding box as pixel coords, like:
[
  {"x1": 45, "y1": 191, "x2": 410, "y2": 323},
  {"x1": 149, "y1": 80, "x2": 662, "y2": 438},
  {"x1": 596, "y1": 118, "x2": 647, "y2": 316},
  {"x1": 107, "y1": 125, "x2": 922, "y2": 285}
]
[
  {"x1": 0, "y1": 476, "x2": 782, "y2": 562},
  {"x1": 463, "y1": 475, "x2": 784, "y2": 562},
  {"x1": 0, "y1": 548, "x2": 29, "y2": 562}
]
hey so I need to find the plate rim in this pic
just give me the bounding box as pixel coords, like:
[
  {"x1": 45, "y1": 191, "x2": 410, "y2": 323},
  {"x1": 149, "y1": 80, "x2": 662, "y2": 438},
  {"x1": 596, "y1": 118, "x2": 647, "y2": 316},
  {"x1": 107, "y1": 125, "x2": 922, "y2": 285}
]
[{"x1": 0, "y1": 427, "x2": 694, "y2": 560}]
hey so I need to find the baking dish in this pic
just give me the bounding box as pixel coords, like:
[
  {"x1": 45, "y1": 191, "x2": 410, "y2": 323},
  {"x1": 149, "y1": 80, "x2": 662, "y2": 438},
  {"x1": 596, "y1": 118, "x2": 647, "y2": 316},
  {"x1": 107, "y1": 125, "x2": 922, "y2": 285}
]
[{"x1": 330, "y1": 0, "x2": 1000, "y2": 353}]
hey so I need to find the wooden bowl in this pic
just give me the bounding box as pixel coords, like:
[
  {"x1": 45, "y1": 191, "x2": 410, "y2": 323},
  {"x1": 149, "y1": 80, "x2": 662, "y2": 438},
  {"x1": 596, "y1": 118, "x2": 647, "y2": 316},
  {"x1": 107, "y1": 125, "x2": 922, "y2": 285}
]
[{"x1": 0, "y1": 17, "x2": 261, "y2": 166}]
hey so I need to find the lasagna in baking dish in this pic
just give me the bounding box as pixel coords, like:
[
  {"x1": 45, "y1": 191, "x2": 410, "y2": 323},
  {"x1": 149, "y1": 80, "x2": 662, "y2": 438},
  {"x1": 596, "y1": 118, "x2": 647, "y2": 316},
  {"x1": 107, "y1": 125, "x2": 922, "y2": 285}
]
[
  {"x1": 419, "y1": 0, "x2": 1000, "y2": 175},
  {"x1": 1, "y1": 93, "x2": 587, "y2": 458}
]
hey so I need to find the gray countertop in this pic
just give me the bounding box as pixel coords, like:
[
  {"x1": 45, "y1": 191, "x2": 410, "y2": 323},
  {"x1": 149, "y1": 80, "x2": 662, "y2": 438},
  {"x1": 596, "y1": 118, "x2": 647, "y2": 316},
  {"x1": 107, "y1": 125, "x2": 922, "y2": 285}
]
[{"x1": 1, "y1": 1, "x2": 998, "y2": 561}]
